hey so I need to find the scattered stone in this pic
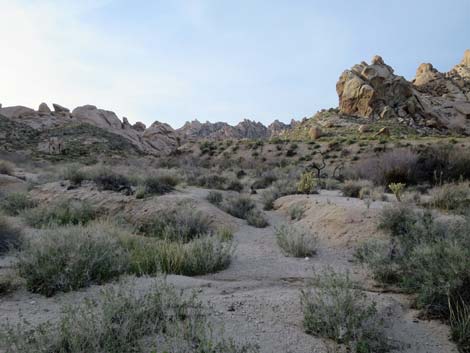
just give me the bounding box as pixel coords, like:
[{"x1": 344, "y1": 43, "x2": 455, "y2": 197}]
[{"x1": 308, "y1": 126, "x2": 322, "y2": 139}]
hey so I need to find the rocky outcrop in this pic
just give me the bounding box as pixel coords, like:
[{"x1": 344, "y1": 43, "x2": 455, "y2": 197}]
[
  {"x1": 176, "y1": 118, "x2": 297, "y2": 141},
  {"x1": 143, "y1": 121, "x2": 178, "y2": 153},
  {"x1": 336, "y1": 50, "x2": 470, "y2": 134}
]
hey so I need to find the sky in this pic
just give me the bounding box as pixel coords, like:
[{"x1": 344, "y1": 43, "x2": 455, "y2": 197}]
[{"x1": 1, "y1": 0, "x2": 469, "y2": 128}]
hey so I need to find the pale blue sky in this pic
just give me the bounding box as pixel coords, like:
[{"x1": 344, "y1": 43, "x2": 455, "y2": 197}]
[{"x1": 1, "y1": 0, "x2": 469, "y2": 128}]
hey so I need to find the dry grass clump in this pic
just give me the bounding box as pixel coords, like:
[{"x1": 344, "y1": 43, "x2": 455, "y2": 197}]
[
  {"x1": 0, "y1": 214, "x2": 22, "y2": 254},
  {"x1": 221, "y1": 195, "x2": 268, "y2": 228},
  {"x1": 261, "y1": 178, "x2": 298, "y2": 210},
  {"x1": 289, "y1": 204, "x2": 305, "y2": 220},
  {"x1": 276, "y1": 225, "x2": 318, "y2": 257},
  {"x1": 0, "y1": 160, "x2": 15, "y2": 175},
  {"x1": 301, "y1": 270, "x2": 388, "y2": 353},
  {"x1": 428, "y1": 182, "x2": 470, "y2": 213},
  {"x1": 22, "y1": 199, "x2": 99, "y2": 228},
  {"x1": 138, "y1": 206, "x2": 211, "y2": 242},
  {"x1": 341, "y1": 179, "x2": 373, "y2": 198},
  {"x1": 0, "y1": 280, "x2": 258, "y2": 353},
  {"x1": 206, "y1": 190, "x2": 223, "y2": 205},
  {"x1": 0, "y1": 192, "x2": 37, "y2": 216},
  {"x1": 17, "y1": 222, "x2": 129, "y2": 296}
]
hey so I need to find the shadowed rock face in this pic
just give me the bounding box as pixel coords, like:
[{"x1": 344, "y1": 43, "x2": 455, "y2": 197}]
[{"x1": 336, "y1": 50, "x2": 470, "y2": 134}]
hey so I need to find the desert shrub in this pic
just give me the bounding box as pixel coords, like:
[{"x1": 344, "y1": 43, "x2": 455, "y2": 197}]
[
  {"x1": 22, "y1": 199, "x2": 99, "y2": 228},
  {"x1": 301, "y1": 270, "x2": 388, "y2": 352},
  {"x1": 225, "y1": 179, "x2": 244, "y2": 192},
  {"x1": 0, "y1": 272, "x2": 21, "y2": 296},
  {"x1": 251, "y1": 171, "x2": 277, "y2": 190},
  {"x1": 1, "y1": 192, "x2": 37, "y2": 216},
  {"x1": 261, "y1": 178, "x2": 298, "y2": 210},
  {"x1": 342, "y1": 180, "x2": 372, "y2": 198},
  {"x1": 194, "y1": 173, "x2": 227, "y2": 189},
  {"x1": 276, "y1": 225, "x2": 318, "y2": 257},
  {"x1": 140, "y1": 174, "x2": 177, "y2": 196},
  {"x1": 17, "y1": 223, "x2": 129, "y2": 296},
  {"x1": 0, "y1": 160, "x2": 14, "y2": 175},
  {"x1": 0, "y1": 215, "x2": 22, "y2": 254},
  {"x1": 428, "y1": 182, "x2": 470, "y2": 213},
  {"x1": 222, "y1": 195, "x2": 256, "y2": 219},
  {"x1": 62, "y1": 163, "x2": 86, "y2": 186},
  {"x1": 123, "y1": 235, "x2": 233, "y2": 276},
  {"x1": 207, "y1": 191, "x2": 223, "y2": 205},
  {"x1": 362, "y1": 204, "x2": 470, "y2": 343},
  {"x1": 297, "y1": 172, "x2": 317, "y2": 194},
  {"x1": 289, "y1": 204, "x2": 305, "y2": 220},
  {"x1": 352, "y1": 148, "x2": 419, "y2": 186},
  {"x1": 91, "y1": 167, "x2": 132, "y2": 193},
  {"x1": 245, "y1": 209, "x2": 269, "y2": 228},
  {"x1": 450, "y1": 299, "x2": 470, "y2": 353},
  {"x1": 138, "y1": 206, "x2": 211, "y2": 242},
  {"x1": 0, "y1": 280, "x2": 258, "y2": 353}
]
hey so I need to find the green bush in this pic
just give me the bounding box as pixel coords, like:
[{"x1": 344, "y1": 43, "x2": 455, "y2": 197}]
[
  {"x1": 91, "y1": 167, "x2": 132, "y2": 194},
  {"x1": 22, "y1": 199, "x2": 99, "y2": 228},
  {"x1": 140, "y1": 174, "x2": 178, "y2": 196},
  {"x1": 17, "y1": 222, "x2": 129, "y2": 296},
  {"x1": 122, "y1": 235, "x2": 233, "y2": 276},
  {"x1": 342, "y1": 180, "x2": 372, "y2": 198},
  {"x1": 429, "y1": 182, "x2": 470, "y2": 213},
  {"x1": 0, "y1": 215, "x2": 22, "y2": 254},
  {"x1": 261, "y1": 178, "x2": 298, "y2": 210},
  {"x1": 289, "y1": 204, "x2": 305, "y2": 220},
  {"x1": 0, "y1": 160, "x2": 14, "y2": 175},
  {"x1": 62, "y1": 163, "x2": 86, "y2": 186},
  {"x1": 222, "y1": 195, "x2": 256, "y2": 219},
  {"x1": 276, "y1": 225, "x2": 318, "y2": 257},
  {"x1": 246, "y1": 209, "x2": 269, "y2": 228},
  {"x1": 301, "y1": 270, "x2": 388, "y2": 353},
  {"x1": 207, "y1": 191, "x2": 223, "y2": 205},
  {"x1": 138, "y1": 207, "x2": 211, "y2": 242},
  {"x1": 0, "y1": 281, "x2": 258, "y2": 353},
  {"x1": 1, "y1": 192, "x2": 37, "y2": 216}
]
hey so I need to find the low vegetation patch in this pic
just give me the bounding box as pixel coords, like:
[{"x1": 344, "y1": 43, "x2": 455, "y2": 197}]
[
  {"x1": 428, "y1": 182, "x2": 470, "y2": 213},
  {"x1": 358, "y1": 204, "x2": 470, "y2": 351},
  {"x1": 0, "y1": 214, "x2": 22, "y2": 254},
  {"x1": 17, "y1": 222, "x2": 129, "y2": 296},
  {"x1": 207, "y1": 190, "x2": 223, "y2": 205},
  {"x1": 276, "y1": 225, "x2": 318, "y2": 257},
  {"x1": 0, "y1": 160, "x2": 14, "y2": 175},
  {"x1": 289, "y1": 204, "x2": 305, "y2": 220},
  {"x1": 301, "y1": 270, "x2": 388, "y2": 353},
  {"x1": 22, "y1": 199, "x2": 99, "y2": 228},
  {"x1": 138, "y1": 206, "x2": 211, "y2": 242},
  {"x1": 0, "y1": 281, "x2": 258, "y2": 353},
  {"x1": 341, "y1": 179, "x2": 372, "y2": 198},
  {"x1": 221, "y1": 195, "x2": 268, "y2": 228},
  {"x1": 1, "y1": 192, "x2": 37, "y2": 216},
  {"x1": 261, "y1": 178, "x2": 298, "y2": 210}
]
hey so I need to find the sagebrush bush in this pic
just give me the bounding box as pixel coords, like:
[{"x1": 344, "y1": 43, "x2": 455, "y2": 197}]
[
  {"x1": 90, "y1": 167, "x2": 133, "y2": 194},
  {"x1": 17, "y1": 222, "x2": 129, "y2": 296},
  {"x1": 450, "y1": 299, "x2": 470, "y2": 353},
  {"x1": 207, "y1": 191, "x2": 223, "y2": 205},
  {"x1": 428, "y1": 182, "x2": 470, "y2": 213},
  {"x1": 122, "y1": 234, "x2": 233, "y2": 276},
  {"x1": 0, "y1": 215, "x2": 22, "y2": 255},
  {"x1": 138, "y1": 206, "x2": 211, "y2": 242},
  {"x1": 140, "y1": 173, "x2": 178, "y2": 196},
  {"x1": 245, "y1": 209, "x2": 269, "y2": 228},
  {"x1": 301, "y1": 270, "x2": 388, "y2": 353},
  {"x1": 361, "y1": 203, "x2": 470, "y2": 352},
  {"x1": 251, "y1": 171, "x2": 277, "y2": 190},
  {"x1": 0, "y1": 160, "x2": 14, "y2": 175},
  {"x1": 289, "y1": 204, "x2": 305, "y2": 220},
  {"x1": 276, "y1": 225, "x2": 318, "y2": 257},
  {"x1": 1, "y1": 192, "x2": 37, "y2": 216},
  {"x1": 261, "y1": 178, "x2": 298, "y2": 210},
  {"x1": 0, "y1": 281, "x2": 258, "y2": 353},
  {"x1": 342, "y1": 180, "x2": 372, "y2": 198},
  {"x1": 22, "y1": 199, "x2": 99, "y2": 228},
  {"x1": 62, "y1": 163, "x2": 86, "y2": 186},
  {"x1": 222, "y1": 195, "x2": 256, "y2": 219}
]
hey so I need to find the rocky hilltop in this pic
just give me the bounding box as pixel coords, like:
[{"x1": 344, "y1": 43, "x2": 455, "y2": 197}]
[
  {"x1": 336, "y1": 50, "x2": 470, "y2": 133},
  {"x1": 0, "y1": 104, "x2": 178, "y2": 156},
  {"x1": 178, "y1": 118, "x2": 297, "y2": 142}
]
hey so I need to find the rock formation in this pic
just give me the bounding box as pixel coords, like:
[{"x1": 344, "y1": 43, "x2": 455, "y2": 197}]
[{"x1": 336, "y1": 50, "x2": 470, "y2": 134}]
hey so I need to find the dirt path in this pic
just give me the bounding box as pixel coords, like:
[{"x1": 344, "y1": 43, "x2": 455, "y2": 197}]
[{"x1": 0, "y1": 188, "x2": 458, "y2": 353}]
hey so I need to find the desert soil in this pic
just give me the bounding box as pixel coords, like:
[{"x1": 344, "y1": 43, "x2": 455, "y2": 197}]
[{"x1": 0, "y1": 188, "x2": 458, "y2": 353}]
